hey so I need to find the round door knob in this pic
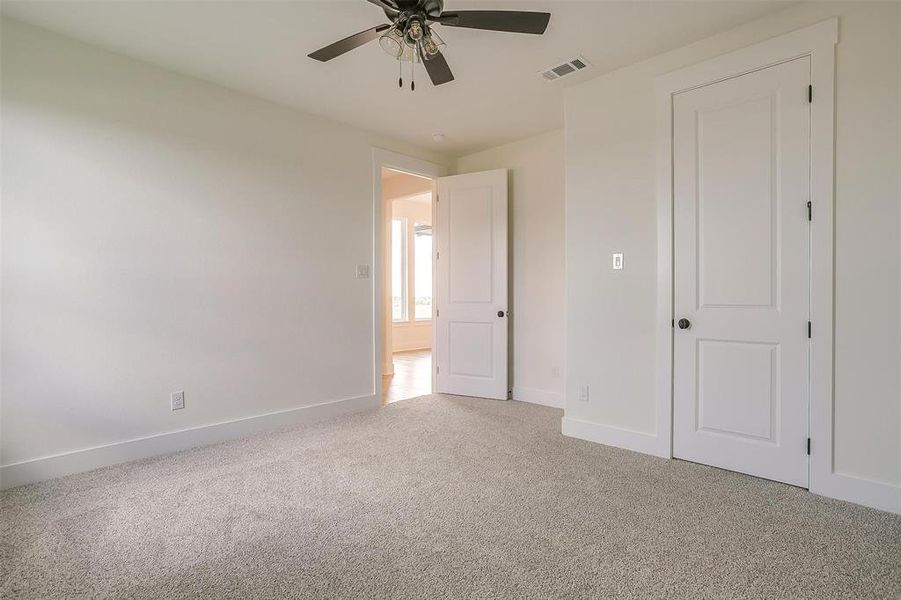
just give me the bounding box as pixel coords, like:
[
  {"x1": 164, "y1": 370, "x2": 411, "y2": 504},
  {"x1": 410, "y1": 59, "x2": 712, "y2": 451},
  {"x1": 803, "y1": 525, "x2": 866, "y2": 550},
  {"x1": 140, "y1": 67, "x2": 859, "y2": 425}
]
[
  {"x1": 677, "y1": 318, "x2": 691, "y2": 330},
  {"x1": 497, "y1": 310, "x2": 506, "y2": 318}
]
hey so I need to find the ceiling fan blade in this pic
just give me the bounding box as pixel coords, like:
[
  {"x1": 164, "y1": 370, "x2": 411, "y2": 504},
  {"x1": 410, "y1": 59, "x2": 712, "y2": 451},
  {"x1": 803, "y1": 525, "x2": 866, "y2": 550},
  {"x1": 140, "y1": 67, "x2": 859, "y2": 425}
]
[
  {"x1": 437, "y1": 11, "x2": 551, "y2": 34},
  {"x1": 421, "y1": 50, "x2": 454, "y2": 86},
  {"x1": 308, "y1": 24, "x2": 392, "y2": 62}
]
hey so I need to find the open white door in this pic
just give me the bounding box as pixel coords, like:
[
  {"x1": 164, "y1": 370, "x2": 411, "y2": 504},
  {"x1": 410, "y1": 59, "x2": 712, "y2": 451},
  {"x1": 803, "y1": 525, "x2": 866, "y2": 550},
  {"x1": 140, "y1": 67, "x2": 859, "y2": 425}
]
[{"x1": 434, "y1": 169, "x2": 508, "y2": 399}]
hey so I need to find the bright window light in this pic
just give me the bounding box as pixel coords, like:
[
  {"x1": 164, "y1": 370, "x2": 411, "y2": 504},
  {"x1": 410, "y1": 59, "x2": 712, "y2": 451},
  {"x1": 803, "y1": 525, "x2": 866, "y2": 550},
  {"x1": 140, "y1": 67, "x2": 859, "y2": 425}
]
[
  {"x1": 414, "y1": 223, "x2": 432, "y2": 320},
  {"x1": 392, "y1": 218, "x2": 407, "y2": 322}
]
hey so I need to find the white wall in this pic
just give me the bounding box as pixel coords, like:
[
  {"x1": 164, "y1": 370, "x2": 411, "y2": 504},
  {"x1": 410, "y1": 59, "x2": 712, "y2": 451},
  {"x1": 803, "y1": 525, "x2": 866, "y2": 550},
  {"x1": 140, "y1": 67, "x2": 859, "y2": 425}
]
[
  {"x1": 565, "y1": 2, "x2": 900, "y2": 507},
  {"x1": 457, "y1": 130, "x2": 565, "y2": 408},
  {"x1": 0, "y1": 19, "x2": 448, "y2": 476}
]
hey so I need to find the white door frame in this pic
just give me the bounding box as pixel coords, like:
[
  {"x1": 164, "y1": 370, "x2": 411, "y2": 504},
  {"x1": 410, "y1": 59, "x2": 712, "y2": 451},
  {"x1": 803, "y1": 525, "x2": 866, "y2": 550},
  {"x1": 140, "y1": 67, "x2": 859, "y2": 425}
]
[
  {"x1": 372, "y1": 148, "x2": 446, "y2": 403},
  {"x1": 655, "y1": 20, "x2": 841, "y2": 497}
]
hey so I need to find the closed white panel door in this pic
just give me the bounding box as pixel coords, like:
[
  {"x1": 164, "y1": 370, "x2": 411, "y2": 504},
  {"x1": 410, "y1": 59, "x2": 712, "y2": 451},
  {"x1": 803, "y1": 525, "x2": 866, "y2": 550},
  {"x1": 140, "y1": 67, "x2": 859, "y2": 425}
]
[
  {"x1": 435, "y1": 169, "x2": 508, "y2": 399},
  {"x1": 672, "y1": 57, "x2": 810, "y2": 487}
]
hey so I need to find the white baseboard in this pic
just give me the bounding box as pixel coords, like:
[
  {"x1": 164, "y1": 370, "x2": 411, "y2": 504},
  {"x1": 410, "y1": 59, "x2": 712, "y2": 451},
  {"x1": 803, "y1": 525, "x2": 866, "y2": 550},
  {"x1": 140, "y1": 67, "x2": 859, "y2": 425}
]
[
  {"x1": 0, "y1": 393, "x2": 379, "y2": 490},
  {"x1": 563, "y1": 419, "x2": 900, "y2": 515},
  {"x1": 561, "y1": 416, "x2": 668, "y2": 458},
  {"x1": 513, "y1": 387, "x2": 564, "y2": 409},
  {"x1": 812, "y1": 471, "x2": 901, "y2": 515}
]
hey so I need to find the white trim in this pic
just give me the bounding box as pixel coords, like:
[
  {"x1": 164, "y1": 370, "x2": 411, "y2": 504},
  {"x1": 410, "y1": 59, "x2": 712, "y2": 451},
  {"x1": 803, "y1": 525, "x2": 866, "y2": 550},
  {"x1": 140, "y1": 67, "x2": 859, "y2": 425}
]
[
  {"x1": 0, "y1": 393, "x2": 379, "y2": 490},
  {"x1": 371, "y1": 149, "x2": 445, "y2": 396},
  {"x1": 653, "y1": 19, "x2": 898, "y2": 513},
  {"x1": 513, "y1": 387, "x2": 563, "y2": 409},
  {"x1": 813, "y1": 472, "x2": 901, "y2": 515},
  {"x1": 562, "y1": 417, "x2": 669, "y2": 458},
  {"x1": 431, "y1": 184, "x2": 439, "y2": 392}
]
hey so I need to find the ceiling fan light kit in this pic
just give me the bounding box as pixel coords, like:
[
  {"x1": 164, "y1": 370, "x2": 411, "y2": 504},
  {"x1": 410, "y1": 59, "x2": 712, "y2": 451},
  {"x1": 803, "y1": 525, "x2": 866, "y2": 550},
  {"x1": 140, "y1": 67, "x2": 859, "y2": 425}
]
[
  {"x1": 308, "y1": 0, "x2": 551, "y2": 90},
  {"x1": 378, "y1": 25, "x2": 405, "y2": 57},
  {"x1": 419, "y1": 29, "x2": 445, "y2": 59}
]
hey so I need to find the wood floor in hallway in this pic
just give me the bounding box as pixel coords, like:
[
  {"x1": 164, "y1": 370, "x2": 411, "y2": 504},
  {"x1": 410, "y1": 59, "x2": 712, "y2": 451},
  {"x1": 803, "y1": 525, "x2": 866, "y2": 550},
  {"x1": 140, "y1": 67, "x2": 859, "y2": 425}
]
[{"x1": 382, "y1": 349, "x2": 431, "y2": 404}]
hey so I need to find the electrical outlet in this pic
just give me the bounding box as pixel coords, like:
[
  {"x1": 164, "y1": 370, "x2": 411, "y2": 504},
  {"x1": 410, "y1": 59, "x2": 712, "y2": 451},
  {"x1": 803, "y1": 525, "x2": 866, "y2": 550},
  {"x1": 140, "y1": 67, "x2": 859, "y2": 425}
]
[
  {"x1": 551, "y1": 366, "x2": 561, "y2": 379},
  {"x1": 171, "y1": 391, "x2": 185, "y2": 411},
  {"x1": 355, "y1": 264, "x2": 370, "y2": 279},
  {"x1": 578, "y1": 385, "x2": 589, "y2": 402}
]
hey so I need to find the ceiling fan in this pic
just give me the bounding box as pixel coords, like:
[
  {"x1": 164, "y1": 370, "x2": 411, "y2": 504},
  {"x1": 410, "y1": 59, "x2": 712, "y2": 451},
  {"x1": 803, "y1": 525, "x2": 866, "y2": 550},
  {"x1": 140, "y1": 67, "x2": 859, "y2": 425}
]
[{"x1": 308, "y1": 0, "x2": 551, "y2": 90}]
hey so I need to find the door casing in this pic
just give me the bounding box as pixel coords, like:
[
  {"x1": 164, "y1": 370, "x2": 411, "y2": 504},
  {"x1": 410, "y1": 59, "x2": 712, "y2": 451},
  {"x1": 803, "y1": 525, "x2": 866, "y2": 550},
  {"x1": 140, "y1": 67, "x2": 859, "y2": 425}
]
[
  {"x1": 372, "y1": 149, "x2": 446, "y2": 402},
  {"x1": 655, "y1": 19, "x2": 837, "y2": 498}
]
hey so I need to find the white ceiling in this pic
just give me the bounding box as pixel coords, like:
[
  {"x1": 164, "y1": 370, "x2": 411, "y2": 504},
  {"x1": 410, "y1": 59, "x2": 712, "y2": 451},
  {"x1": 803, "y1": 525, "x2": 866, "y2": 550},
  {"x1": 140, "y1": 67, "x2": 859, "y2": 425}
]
[{"x1": 1, "y1": 0, "x2": 792, "y2": 155}]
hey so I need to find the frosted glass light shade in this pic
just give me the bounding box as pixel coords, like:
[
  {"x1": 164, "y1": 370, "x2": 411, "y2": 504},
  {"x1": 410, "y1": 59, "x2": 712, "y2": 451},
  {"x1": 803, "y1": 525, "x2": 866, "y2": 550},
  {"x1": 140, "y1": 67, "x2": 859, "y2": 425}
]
[{"x1": 379, "y1": 26, "x2": 404, "y2": 58}]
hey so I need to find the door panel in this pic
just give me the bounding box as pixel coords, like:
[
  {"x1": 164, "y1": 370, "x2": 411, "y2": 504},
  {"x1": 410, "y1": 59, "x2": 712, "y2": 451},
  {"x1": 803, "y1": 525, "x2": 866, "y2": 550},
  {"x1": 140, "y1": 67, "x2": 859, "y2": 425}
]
[
  {"x1": 697, "y1": 95, "x2": 777, "y2": 309},
  {"x1": 435, "y1": 169, "x2": 508, "y2": 399},
  {"x1": 448, "y1": 186, "x2": 493, "y2": 303},
  {"x1": 673, "y1": 57, "x2": 810, "y2": 487},
  {"x1": 697, "y1": 340, "x2": 779, "y2": 441},
  {"x1": 448, "y1": 322, "x2": 494, "y2": 377}
]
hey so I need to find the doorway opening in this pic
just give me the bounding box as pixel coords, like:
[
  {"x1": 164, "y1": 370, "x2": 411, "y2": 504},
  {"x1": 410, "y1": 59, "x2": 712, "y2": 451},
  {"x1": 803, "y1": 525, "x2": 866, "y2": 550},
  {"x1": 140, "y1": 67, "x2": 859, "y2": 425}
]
[{"x1": 381, "y1": 167, "x2": 434, "y2": 403}]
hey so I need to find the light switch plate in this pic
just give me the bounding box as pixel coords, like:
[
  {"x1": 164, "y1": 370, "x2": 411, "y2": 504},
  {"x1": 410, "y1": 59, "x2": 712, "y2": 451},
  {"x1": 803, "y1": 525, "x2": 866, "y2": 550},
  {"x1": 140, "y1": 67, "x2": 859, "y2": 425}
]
[
  {"x1": 613, "y1": 253, "x2": 624, "y2": 270},
  {"x1": 355, "y1": 264, "x2": 370, "y2": 279}
]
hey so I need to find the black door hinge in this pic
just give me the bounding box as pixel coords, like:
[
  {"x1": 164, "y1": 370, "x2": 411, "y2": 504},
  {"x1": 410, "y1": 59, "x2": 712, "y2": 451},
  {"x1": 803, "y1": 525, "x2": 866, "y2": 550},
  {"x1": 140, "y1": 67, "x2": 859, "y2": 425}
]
[
  {"x1": 807, "y1": 321, "x2": 812, "y2": 339},
  {"x1": 808, "y1": 85, "x2": 813, "y2": 103},
  {"x1": 807, "y1": 437, "x2": 811, "y2": 455},
  {"x1": 807, "y1": 201, "x2": 812, "y2": 221}
]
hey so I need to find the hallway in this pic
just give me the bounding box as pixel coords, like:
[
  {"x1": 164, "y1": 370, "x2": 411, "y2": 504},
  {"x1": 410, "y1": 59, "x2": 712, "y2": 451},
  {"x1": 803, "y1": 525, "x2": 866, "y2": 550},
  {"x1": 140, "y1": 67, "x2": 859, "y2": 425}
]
[{"x1": 382, "y1": 349, "x2": 431, "y2": 404}]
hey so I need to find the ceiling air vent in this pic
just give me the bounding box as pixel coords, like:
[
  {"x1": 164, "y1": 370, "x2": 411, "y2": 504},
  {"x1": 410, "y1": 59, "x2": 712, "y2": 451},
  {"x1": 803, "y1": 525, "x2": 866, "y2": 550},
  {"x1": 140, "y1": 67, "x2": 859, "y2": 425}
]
[{"x1": 539, "y1": 56, "x2": 591, "y2": 81}]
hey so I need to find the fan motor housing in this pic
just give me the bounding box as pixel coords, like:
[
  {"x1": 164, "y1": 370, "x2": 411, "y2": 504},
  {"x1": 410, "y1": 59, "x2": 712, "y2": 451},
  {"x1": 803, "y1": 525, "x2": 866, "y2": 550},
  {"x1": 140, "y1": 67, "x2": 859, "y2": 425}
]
[{"x1": 386, "y1": 0, "x2": 443, "y2": 22}]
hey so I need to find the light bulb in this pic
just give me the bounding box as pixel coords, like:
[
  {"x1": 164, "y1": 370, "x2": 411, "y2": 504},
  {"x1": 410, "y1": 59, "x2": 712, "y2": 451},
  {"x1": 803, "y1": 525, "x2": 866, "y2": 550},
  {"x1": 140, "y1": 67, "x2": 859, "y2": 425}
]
[
  {"x1": 404, "y1": 19, "x2": 425, "y2": 48},
  {"x1": 421, "y1": 29, "x2": 445, "y2": 58},
  {"x1": 408, "y1": 20, "x2": 424, "y2": 41}
]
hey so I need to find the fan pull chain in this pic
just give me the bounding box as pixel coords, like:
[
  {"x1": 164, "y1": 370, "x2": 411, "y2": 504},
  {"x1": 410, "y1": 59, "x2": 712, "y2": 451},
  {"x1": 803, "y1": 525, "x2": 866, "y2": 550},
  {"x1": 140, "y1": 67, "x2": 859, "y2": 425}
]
[
  {"x1": 411, "y1": 46, "x2": 416, "y2": 92},
  {"x1": 398, "y1": 57, "x2": 402, "y2": 89}
]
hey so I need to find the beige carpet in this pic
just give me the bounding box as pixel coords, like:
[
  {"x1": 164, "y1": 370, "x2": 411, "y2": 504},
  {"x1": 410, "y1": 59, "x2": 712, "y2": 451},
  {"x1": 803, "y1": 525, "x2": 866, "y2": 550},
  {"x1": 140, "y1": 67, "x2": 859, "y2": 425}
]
[{"x1": 2, "y1": 394, "x2": 900, "y2": 599}]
